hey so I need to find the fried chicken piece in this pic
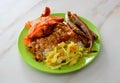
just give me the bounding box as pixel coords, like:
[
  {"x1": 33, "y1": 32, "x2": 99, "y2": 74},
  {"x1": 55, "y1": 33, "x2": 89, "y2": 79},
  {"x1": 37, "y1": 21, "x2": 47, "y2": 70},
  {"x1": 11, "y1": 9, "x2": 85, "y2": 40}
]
[
  {"x1": 41, "y1": 6, "x2": 51, "y2": 17},
  {"x1": 24, "y1": 7, "x2": 64, "y2": 45}
]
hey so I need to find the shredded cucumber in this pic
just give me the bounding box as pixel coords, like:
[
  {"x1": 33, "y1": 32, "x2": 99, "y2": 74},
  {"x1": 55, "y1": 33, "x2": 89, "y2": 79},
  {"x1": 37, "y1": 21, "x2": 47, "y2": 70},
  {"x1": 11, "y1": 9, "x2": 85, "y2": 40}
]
[{"x1": 45, "y1": 41, "x2": 89, "y2": 69}]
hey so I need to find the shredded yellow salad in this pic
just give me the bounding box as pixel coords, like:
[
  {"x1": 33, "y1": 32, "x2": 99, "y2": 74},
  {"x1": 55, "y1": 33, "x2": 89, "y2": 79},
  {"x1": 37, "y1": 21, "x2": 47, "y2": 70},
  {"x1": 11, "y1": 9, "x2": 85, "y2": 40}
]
[{"x1": 45, "y1": 42, "x2": 89, "y2": 69}]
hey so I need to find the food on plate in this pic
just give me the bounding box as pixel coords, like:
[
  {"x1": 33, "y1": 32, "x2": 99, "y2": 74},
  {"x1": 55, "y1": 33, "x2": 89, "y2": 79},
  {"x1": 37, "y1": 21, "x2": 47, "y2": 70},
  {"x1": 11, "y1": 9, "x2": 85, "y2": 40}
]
[
  {"x1": 23, "y1": 7, "x2": 98, "y2": 69},
  {"x1": 45, "y1": 42, "x2": 89, "y2": 69},
  {"x1": 65, "y1": 11, "x2": 98, "y2": 50}
]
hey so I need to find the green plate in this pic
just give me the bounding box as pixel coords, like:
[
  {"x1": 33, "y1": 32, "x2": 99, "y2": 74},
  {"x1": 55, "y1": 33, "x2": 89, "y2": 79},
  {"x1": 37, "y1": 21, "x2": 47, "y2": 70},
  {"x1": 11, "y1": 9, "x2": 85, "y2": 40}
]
[{"x1": 18, "y1": 13, "x2": 102, "y2": 74}]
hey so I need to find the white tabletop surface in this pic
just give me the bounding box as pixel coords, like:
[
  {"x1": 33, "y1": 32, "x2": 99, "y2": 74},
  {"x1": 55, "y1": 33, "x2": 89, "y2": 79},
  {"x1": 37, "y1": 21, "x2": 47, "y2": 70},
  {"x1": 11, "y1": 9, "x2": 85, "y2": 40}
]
[{"x1": 0, "y1": 0, "x2": 120, "y2": 83}]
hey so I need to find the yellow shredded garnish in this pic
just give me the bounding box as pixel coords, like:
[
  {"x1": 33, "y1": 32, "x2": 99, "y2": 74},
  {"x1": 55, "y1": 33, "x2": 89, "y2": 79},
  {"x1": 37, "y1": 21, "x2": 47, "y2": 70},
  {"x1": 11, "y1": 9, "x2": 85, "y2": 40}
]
[{"x1": 45, "y1": 41, "x2": 89, "y2": 69}]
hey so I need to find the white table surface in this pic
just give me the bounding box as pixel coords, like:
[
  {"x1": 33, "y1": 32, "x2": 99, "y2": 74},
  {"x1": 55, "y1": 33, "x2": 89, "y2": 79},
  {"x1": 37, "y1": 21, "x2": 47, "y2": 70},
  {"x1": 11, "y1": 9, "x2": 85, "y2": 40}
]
[{"x1": 0, "y1": 0, "x2": 120, "y2": 83}]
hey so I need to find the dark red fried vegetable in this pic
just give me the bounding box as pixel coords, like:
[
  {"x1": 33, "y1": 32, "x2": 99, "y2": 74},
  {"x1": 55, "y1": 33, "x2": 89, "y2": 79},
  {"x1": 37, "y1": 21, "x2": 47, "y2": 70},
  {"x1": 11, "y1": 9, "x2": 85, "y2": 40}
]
[
  {"x1": 65, "y1": 11, "x2": 98, "y2": 50},
  {"x1": 65, "y1": 11, "x2": 89, "y2": 47}
]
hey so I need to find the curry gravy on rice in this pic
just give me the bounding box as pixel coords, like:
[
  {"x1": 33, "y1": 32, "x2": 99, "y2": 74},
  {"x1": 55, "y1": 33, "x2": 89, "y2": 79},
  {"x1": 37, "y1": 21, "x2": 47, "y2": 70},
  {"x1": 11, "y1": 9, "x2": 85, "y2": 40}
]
[{"x1": 27, "y1": 22, "x2": 81, "y2": 61}]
